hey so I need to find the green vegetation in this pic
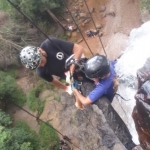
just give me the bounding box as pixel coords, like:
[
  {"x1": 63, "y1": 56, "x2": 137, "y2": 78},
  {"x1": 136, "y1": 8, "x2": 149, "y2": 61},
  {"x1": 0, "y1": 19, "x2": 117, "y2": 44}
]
[
  {"x1": 0, "y1": 0, "x2": 14, "y2": 14},
  {"x1": 0, "y1": 1, "x2": 67, "y2": 149},
  {"x1": 141, "y1": 0, "x2": 150, "y2": 12},
  {"x1": 27, "y1": 87, "x2": 42, "y2": 111},
  {"x1": 27, "y1": 80, "x2": 53, "y2": 113},
  {"x1": 0, "y1": 110, "x2": 60, "y2": 150},
  {"x1": 0, "y1": 109, "x2": 13, "y2": 127},
  {"x1": 57, "y1": 34, "x2": 68, "y2": 41},
  {"x1": 13, "y1": 121, "x2": 40, "y2": 149},
  {"x1": 0, "y1": 110, "x2": 40, "y2": 150},
  {"x1": 38, "y1": 79, "x2": 55, "y2": 91},
  {"x1": 5, "y1": 67, "x2": 18, "y2": 79},
  {"x1": 2, "y1": 0, "x2": 64, "y2": 23},
  {"x1": 37, "y1": 99, "x2": 46, "y2": 115},
  {"x1": 0, "y1": 71, "x2": 26, "y2": 106},
  {"x1": 39, "y1": 122, "x2": 59, "y2": 150}
]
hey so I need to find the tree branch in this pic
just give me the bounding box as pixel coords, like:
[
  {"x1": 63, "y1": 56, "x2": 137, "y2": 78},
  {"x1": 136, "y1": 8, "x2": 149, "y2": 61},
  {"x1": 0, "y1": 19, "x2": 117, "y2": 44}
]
[{"x1": 0, "y1": 35, "x2": 23, "y2": 51}]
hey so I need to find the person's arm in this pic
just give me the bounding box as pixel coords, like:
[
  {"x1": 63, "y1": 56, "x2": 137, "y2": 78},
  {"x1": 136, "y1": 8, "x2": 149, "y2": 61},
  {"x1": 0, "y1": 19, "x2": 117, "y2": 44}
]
[
  {"x1": 72, "y1": 89, "x2": 92, "y2": 106},
  {"x1": 70, "y1": 44, "x2": 84, "y2": 73},
  {"x1": 75, "y1": 96, "x2": 84, "y2": 110},
  {"x1": 50, "y1": 78, "x2": 67, "y2": 90}
]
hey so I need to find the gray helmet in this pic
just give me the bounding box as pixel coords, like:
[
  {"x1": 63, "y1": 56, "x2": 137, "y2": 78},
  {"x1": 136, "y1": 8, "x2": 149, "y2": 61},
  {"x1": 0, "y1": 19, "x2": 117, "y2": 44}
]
[
  {"x1": 20, "y1": 46, "x2": 42, "y2": 70},
  {"x1": 84, "y1": 55, "x2": 110, "y2": 78}
]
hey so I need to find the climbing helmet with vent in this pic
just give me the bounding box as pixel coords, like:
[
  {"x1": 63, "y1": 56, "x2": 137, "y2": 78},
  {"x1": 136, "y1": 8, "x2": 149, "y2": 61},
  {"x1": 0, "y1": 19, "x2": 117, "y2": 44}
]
[
  {"x1": 84, "y1": 55, "x2": 110, "y2": 79},
  {"x1": 20, "y1": 46, "x2": 42, "y2": 70}
]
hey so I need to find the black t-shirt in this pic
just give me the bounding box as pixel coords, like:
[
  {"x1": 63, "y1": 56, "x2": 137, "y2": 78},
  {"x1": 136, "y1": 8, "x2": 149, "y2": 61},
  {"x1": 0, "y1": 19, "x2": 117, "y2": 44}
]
[{"x1": 36, "y1": 38, "x2": 74, "y2": 82}]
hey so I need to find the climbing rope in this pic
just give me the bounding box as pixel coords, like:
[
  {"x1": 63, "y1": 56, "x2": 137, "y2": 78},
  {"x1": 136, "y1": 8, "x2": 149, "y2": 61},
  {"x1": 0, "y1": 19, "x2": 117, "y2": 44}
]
[
  {"x1": 8, "y1": 99, "x2": 81, "y2": 150},
  {"x1": 7, "y1": 0, "x2": 94, "y2": 57},
  {"x1": 62, "y1": 0, "x2": 107, "y2": 57},
  {"x1": 7, "y1": 0, "x2": 69, "y2": 58},
  {"x1": 84, "y1": 0, "x2": 107, "y2": 57},
  {"x1": 115, "y1": 93, "x2": 130, "y2": 101},
  {"x1": 6, "y1": 1, "x2": 130, "y2": 148},
  {"x1": 83, "y1": 0, "x2": 107, "y2": 57},
  {"x1": 62, "y1": 0, "x2": 94, "y2": 56}
]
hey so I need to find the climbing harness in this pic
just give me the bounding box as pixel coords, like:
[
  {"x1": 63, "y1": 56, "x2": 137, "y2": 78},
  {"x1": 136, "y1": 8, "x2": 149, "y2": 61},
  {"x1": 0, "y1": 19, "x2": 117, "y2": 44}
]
[
  {"x1": 65, "y1": 55, "x2": 104, "y2": 142},
  {"x1": 6, "y1": 0, "x2": 132, "y2": 148}
]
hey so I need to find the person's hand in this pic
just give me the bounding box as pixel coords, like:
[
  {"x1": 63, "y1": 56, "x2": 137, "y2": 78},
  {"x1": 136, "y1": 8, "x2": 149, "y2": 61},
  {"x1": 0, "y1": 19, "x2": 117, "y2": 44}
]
[
  {"x1": 75, "y1": 101, "x2": 84, "y2": 110},
  {"x1": 65, "y1": 71, "x2": 73, "y2": 84},
  {"x1": 65, "y1": 85, "x2": 73, "y2": 95}
]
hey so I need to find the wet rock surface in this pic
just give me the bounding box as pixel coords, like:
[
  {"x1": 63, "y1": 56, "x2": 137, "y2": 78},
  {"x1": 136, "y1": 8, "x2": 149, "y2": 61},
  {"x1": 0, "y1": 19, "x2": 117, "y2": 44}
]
[{"x1": 132, "y1": 58, "x2": 150, "y2": 150}]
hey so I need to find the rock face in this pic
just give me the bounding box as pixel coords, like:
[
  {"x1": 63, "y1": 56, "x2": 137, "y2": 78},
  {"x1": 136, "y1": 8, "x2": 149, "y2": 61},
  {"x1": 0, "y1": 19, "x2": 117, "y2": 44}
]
[
  {"x1": 132, "y1": 58, "x2": 150, "y2": 150},
  {"x1": 60, "y1": 93, "x2": 128, "y2": 150},
  {"x1": 41, "y1": 81, "x2": 136, "y2": 150}
]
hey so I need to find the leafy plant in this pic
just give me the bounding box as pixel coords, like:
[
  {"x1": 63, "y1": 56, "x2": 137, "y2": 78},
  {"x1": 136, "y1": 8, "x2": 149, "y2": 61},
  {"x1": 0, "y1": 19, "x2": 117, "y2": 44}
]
[
  {"x1": 15, "y1": 121, "x2": 40, "y2": 150},
  {"x1": 141, "y1": 0, "x2": 150, "y2": 12},
  {"x1": 38, "y1": 79, "x2": 55, "y2": 90},
  {"x1": 0, "y1": 71, "x2": 26, "y2": 106},
  {"x1": 0, "y1": 119, "x2": 40, "y2": 150},
  {"x1": 9, "y1": 0, "x2": 64, "y2": 22},
  {"x1": 57, "y1": 34, "x2": 68, "y2": 40},
  {"x1": 0, "y1": 0, "x2": 13, "y2": 13},
  {"x1": 5, "y1": 68, "x2": 18, "y2": 79},
  {"x1": 37, "y1": 99, "x2": 45, "y2": 115},
  {"x1": 27, "y1": 87, "x2": 42, "y2": 111},
  {"x1": 39, "y1": 122, "x2": 59, "y2": 150},
  {"x1": 0, "y1": 109, "x2": 13, "y2": 127}
]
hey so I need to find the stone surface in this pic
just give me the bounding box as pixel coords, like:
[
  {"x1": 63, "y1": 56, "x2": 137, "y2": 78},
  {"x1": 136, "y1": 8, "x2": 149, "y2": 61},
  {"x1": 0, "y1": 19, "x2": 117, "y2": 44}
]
[
  {"x1": 132, "y1": 57, "x2": 150, "y2": 150},
  {"x1": 39, "y1": 81, "x2": 136, "y2": 150}
]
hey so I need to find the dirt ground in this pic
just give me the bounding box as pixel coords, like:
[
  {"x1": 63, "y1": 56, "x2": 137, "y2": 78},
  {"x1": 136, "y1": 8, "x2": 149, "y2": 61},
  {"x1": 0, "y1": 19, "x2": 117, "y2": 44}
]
[
  {"x1": 68, "y1": 0, "x2": 141, "y2": 60},
  {"x1": 6, "y1": 0, "x2": 142, "y2": 145}
]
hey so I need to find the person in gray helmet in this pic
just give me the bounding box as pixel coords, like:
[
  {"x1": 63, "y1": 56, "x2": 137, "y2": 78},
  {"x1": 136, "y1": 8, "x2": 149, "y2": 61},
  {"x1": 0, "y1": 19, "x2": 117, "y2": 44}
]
[
  {"x1": 20, "y1": 38, "x2": 84, "y2": 96},
  {"x1": 72, "y1": 54, "x2": 118, "y2": 109}
]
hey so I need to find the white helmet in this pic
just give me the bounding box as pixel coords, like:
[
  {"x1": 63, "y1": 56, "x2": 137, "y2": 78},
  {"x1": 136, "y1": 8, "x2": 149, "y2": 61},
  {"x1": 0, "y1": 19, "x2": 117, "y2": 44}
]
[{"x1": 20, "y1": 46, "x2": 42, "y2": 70}]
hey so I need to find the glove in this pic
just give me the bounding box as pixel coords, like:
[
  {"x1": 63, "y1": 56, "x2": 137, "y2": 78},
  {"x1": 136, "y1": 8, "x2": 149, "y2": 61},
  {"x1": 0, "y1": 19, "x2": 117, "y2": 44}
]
[
  {"x1": 71, "y1": 80, "x2": 78, "y2": 89},
  {"x1": 65, "y1": 85, "x2": 73, "y2": 95},
  {"x1": 65, "y1": 71, "x2": 73, "y2": 84}
]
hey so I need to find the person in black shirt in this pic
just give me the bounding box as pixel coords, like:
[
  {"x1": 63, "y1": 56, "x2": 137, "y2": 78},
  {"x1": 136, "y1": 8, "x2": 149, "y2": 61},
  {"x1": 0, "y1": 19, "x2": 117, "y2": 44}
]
[{"x1": 20, "y1": 37, "x2": 84, "y2": 96}]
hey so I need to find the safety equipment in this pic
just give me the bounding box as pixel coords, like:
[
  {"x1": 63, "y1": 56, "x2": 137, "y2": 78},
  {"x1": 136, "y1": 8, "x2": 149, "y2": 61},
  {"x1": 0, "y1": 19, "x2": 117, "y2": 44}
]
[
  {"x1": 65, "y1": 71, "x2": 74, "y2": 84},
  {"x1": 20, "y1": 46, "x2": 42, "y2": 70},
  {"x1": 84, "y1": 55, "x2": 110, "y2": 78},
  {"x1": 65, "y1": 85, "x2": 73, "y2": 95},
  {"x1": 71, "y1": 80, "x2": 78, "y2": 89}
]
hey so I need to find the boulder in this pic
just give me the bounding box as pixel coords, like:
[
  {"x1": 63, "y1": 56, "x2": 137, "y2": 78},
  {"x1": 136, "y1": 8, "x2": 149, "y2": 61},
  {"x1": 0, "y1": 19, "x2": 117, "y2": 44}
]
[{"x1": 132, "y1": 57, "x2": 150, "y2": 150}]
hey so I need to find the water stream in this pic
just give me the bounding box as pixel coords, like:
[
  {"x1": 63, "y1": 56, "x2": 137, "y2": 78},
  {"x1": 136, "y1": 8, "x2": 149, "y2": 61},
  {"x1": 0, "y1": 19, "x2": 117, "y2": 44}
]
[{"x1": 112, "y1": 21, "x2": 150, "y2": 145}]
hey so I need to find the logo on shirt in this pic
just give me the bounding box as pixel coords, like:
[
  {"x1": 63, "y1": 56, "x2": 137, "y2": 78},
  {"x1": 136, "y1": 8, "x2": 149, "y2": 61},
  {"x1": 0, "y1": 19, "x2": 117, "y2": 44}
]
[{"x1": 56, "y1": 52, "x2": 64, "y2": 60}]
